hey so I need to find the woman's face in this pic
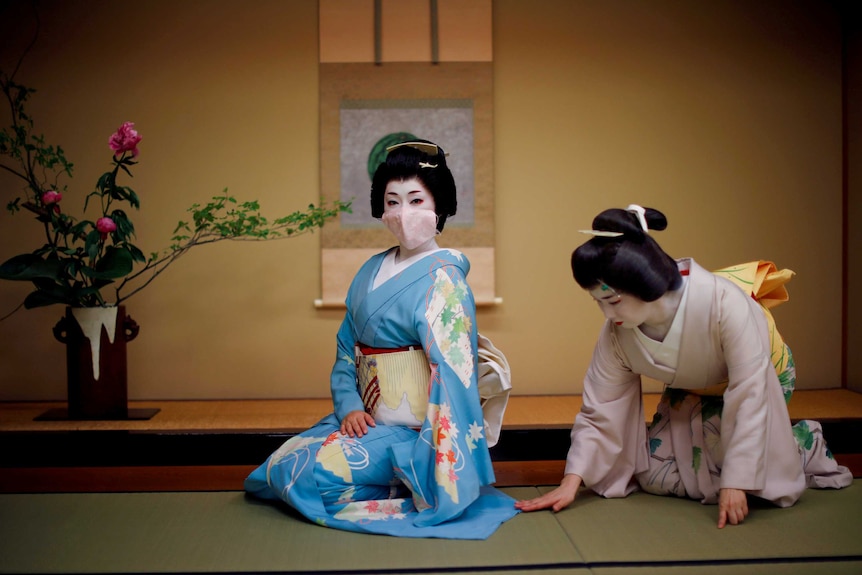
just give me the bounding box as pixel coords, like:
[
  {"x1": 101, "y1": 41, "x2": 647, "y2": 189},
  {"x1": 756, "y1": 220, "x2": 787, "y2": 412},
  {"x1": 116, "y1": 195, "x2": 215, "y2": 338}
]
[
  {"x1": 588, "y1": 285, "x2": 651, "y2": 329},
  {"x1": 383, "y1": 177, "x2": 436, "y2": 214}
]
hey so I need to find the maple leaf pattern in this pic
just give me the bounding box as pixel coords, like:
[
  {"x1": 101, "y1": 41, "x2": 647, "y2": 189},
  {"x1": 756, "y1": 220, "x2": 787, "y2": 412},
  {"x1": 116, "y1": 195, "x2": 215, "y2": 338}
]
[
  {"x1": 466, "y1": 421, "x2": 484, "y2": 452},
  {"x1": 426, "y1": 402, "x2": 461, "y2": 503},
  {"x1": 440, "y1": 307, "x2": 456, "y2": 326},
  {"x1": 333, "y1": 498, "x2": 410, "y2": 523},
  {"x1": 425, "y1": 267, "x2": 474, "y2": 389},
  {"x1": 449, "y1": 316, "x2": 471, "y2": 343}
]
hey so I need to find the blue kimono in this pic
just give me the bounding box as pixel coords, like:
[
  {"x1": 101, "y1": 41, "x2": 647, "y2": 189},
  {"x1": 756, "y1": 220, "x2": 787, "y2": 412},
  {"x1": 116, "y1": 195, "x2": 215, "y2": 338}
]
[{"x1": 245, "y1": 248, "x2": 518, "y2": 539}]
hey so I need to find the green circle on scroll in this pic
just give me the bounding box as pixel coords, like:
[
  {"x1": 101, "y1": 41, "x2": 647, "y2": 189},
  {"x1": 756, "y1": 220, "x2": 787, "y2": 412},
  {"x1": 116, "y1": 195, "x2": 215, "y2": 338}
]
[{"x1": 367, "y1": 132, "x2": 418, "y2": 181}]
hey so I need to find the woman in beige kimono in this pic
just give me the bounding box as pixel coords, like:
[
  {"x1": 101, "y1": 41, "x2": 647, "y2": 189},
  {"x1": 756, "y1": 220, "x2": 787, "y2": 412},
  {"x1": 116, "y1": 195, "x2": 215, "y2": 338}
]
[{"x1": 515, "y1": 205, "x2": 852, "y2": 528}]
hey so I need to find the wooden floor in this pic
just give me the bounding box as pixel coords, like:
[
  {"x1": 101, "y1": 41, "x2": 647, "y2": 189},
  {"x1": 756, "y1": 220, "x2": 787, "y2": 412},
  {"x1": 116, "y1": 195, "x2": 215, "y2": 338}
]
[
  {"x1": 5, "y1": 389, "x2": 862, "y2": 432},
  {"x1": 1, "y1": 389, "x2": 861, "y2": 492}
]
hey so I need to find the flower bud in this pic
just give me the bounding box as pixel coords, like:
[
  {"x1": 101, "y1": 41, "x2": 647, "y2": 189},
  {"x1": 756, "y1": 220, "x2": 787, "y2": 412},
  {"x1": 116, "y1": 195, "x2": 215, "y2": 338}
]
[
  {"x1": 41, "y1": 190, "x2": 62, "y2": 205},
  {"x1": 96, "y1": 217, "x2": 117, "y2": 236}
]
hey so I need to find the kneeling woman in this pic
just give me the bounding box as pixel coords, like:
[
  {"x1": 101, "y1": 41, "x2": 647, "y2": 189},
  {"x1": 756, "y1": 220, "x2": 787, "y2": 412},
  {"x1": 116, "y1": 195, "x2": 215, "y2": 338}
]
[
  {"x1": 516, "y1": 205, "x2": 851, "y2": 528},
  {"x1": 246, "y1": 140, "x2": 518, "y2": 539}
]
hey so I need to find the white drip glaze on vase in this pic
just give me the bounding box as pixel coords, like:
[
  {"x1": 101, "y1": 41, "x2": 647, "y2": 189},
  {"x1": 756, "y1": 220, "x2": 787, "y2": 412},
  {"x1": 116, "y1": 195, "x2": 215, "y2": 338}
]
[{"x1": 70, "y1": 306, "x2": 118, "y2": 381}]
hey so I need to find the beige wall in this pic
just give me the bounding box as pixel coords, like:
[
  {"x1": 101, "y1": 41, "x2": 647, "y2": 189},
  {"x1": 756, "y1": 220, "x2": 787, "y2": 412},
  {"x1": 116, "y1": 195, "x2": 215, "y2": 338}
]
[{"x1": 0, "y1": 0, "x2": 850, "y2": 400}]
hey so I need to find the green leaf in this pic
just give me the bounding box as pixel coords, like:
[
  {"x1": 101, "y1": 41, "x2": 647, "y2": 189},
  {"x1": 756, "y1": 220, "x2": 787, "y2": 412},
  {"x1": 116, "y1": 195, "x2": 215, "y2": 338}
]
[
  {"x1": 85, "y1": 230, "x2": 101, "y2": 259},
  {"x1": 6, "y1": 197, "x2": 21, "y2": 213},
  {"x1": 23, "y1": 289, "x2": 69, "y2": 309},
  {"x1": 26, "y1": 275, "x2": 78, "y2": 306},
  {"x1": 125, "y1": 188, "x2": 140, "y2": 209},
  {"x1": 82, "y1": 246, "x2": 133, "y2": 280},
  {"x1": 0, "y1": 253, "x2": 64, "y2": 281},
  {"x1": 96, "y1": 171, "x2": 114, "y2": 193},
  {"x1": 126, "y1": 243, "x2": 146, "y2": 263},
  {"x1": 31, "y1": 276, "x2": 66, "y2": 291},
  {"x1": 792, "y1": 421, "x2": 815, "y2": 451},
  {"x1": 110, "y1": 209, "x2": 135, "y2": 240},
  {"x1": 70, "y1": 220, "x2": 91, "y2": 236}
]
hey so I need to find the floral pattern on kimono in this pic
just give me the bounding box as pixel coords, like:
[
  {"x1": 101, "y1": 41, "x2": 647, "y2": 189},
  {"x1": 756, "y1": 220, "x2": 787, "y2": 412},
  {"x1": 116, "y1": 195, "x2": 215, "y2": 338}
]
[
  {"x1": 566, "y1": 258, "x2": 852, "y2": 509},
  {"x1": 244, "y1": 248, "x2": 518, "y2": 539}
]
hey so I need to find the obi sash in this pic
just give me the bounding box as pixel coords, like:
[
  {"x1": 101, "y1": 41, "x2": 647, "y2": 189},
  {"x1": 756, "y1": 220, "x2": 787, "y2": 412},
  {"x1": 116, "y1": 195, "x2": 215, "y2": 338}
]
[{"x1": 356, "y1": 344, "x2": 431, "y2": 427}]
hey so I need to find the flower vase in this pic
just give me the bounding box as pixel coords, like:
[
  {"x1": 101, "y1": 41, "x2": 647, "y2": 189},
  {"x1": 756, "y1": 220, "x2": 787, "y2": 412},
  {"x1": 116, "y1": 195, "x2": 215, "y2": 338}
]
[{"x1": 37, "y1": 305, "x2": 159, "y2": 421}]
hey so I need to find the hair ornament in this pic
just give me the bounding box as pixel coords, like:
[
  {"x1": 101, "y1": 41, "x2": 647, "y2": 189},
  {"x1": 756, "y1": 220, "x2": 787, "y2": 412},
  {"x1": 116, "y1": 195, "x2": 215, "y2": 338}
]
[
  {"x1": 578, "y1": 230, "x2": 624, "y2": 237},
  {"x1": 385, "y1": 141, "x2": 449, "y2": 157},
  {"x1": 626, "y1": 204, "x2": 649, "y2": 233},
  {"x1": 419, "y1": 161, "x2": 438, "y2": 169},
  {"x1": 597, "y1": 282, "x2": 622, "y2": 302}
]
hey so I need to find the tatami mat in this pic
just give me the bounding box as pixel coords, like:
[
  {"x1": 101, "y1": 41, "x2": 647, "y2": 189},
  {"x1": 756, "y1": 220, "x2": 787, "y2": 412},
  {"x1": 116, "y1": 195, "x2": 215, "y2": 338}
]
[
  {"x1": 547, "y1": 483, "x2": 862, "y2": 564},
  {"x1": 1, "y1": 483, "x2": 859, "y2": 574},
  {"x1": 0, "y1": 487, "x2": 579, "y2": 574}
]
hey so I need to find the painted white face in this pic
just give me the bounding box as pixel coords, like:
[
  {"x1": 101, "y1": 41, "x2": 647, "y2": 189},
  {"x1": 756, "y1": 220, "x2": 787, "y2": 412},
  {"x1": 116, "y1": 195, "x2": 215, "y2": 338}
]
[
  {"x1": 587, "y1": 285, "x2": 651, "y2": 329},
  {"x1": 382, "y1": 177, "x2": 436, "y2": 213},
  {"x1": 381, "y1": 177, "x2": 438, "y2": 250}
]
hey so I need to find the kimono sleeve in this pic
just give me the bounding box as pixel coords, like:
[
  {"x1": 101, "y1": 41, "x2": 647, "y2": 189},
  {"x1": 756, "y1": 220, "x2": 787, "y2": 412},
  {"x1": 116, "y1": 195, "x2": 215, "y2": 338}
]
[
  {"x1": 389, "y1": 261, "x2": 496, "y2": 527},
  {"x1": 714, "y1": 283, "x2": 772, "y2": 490},
  {"x1": 565, "y1": 322, "x2": 647, "y2": 497},
  {"x1": 330, "y1": 302, "x2": 365, "y2": 422}
]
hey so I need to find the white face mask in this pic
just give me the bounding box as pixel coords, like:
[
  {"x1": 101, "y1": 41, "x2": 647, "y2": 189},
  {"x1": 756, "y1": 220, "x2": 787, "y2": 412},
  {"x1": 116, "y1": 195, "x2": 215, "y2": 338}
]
[{"x1": 381, "y1": 206, "x2": 438, "y2": 250}]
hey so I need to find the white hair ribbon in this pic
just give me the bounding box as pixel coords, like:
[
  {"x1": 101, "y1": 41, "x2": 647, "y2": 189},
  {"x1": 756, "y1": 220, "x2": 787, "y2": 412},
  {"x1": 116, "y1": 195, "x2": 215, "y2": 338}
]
[{"x1": 626, "y1": 204, "x2": 648, "y2": 233}]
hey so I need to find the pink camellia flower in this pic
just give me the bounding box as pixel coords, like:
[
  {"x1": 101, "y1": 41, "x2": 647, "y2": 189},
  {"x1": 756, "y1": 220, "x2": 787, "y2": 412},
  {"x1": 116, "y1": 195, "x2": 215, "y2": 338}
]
[
  {"x1": 108, "y1": 121, "x2": 142, "y2": 158},
  {"x1": 41, "y1": 190, "x2": 62, "y2": 205},
  {"x1": 96, "y1": 216, "x2": 117, "y2": 239},
  {"x1": 41, "y1": 190, "x2": 62, "y2": 213}
]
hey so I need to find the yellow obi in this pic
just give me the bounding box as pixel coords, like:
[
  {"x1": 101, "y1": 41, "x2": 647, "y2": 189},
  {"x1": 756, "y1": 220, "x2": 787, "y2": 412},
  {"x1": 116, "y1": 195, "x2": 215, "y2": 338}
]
[
  {"x1": 712, "y1": 261, "x2": 795, "y2": 379},
  {"x1": 356, "y1": 344, "x2": 431, "y2": 427}
]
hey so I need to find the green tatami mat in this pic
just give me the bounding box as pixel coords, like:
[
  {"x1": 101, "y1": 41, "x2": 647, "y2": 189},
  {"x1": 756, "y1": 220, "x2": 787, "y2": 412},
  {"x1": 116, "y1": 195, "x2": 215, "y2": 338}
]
[
  {"x1": 2, "y1": 483, "x2": 860, "y2": 574},
  {"x1": 549, "y1": 481, "x2": 862, "y2": 565},
  {"x1": 0, "y1": 487, "x2": 581, "y2": 574}
]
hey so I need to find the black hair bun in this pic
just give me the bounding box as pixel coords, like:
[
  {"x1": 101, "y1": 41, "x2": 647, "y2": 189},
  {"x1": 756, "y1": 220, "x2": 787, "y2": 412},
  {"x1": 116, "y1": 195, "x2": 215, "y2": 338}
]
[
  {"x1": 643, "y1": 207, "x2": 668, "y2": 231},
  {"x1": 590, "y1": 206, "x2": 667, "y2": 237}
]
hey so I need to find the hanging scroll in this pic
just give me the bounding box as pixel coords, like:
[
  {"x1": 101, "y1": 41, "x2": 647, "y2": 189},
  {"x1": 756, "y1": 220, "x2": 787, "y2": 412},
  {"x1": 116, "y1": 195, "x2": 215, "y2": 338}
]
[{"x1": 317, "y1": 0, "x2": 497, "y2": 307}]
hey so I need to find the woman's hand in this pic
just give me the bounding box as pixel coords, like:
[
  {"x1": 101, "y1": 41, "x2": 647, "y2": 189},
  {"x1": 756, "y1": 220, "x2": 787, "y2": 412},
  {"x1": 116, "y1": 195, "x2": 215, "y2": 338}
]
[
  {"x1": 340, "y1": 410, "x2": 376, "y2": 438},
  {"x1": 717, "y1": 487, "x2": 749, "y2": 528},
  {"x1": 514, "y1": 474, "x2": 583, "y2": 512}
]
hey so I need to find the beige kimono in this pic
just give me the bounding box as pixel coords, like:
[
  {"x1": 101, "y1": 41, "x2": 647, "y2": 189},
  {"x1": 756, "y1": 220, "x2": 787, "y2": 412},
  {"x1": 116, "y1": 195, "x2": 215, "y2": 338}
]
[{"x1": 566, "y1": 258, "x2": 822, "y2": 507}]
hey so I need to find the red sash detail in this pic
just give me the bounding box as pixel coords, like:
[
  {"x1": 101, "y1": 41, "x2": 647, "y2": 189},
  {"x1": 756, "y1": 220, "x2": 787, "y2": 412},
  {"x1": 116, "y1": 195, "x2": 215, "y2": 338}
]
[{"x1": 357, "y1": 343, "x2": 419, "y2": 355}]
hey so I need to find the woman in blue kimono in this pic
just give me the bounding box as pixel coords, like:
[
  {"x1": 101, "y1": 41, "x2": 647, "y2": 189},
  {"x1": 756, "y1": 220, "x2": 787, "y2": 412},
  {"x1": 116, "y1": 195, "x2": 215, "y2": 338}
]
[{"x1": 245, "y1": 140, "x2": 518, "y2": 539}]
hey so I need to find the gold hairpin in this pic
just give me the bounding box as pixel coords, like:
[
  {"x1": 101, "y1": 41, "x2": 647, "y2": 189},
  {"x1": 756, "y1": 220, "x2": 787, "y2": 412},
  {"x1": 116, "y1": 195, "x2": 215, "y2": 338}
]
[{"x1": 385, "y1": 141, "x2": 449, "y2": 157}]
